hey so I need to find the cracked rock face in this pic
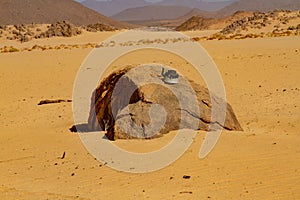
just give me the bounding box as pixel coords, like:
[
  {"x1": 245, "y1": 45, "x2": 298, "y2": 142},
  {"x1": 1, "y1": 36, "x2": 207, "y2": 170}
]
[{"x1": 88, "y1": 65, "x2": 243, "y2": 140}]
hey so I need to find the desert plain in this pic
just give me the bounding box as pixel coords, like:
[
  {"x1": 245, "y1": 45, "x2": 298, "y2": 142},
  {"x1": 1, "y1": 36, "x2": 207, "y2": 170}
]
[{"x1": 0, "y1": 24, "x2": 299, "y2": 200}]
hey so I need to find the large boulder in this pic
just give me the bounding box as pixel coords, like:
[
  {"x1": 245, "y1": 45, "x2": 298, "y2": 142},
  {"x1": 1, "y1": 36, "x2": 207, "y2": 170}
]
[{"x1": 88, "y1": 65, "x2": 243, "y2": 140}]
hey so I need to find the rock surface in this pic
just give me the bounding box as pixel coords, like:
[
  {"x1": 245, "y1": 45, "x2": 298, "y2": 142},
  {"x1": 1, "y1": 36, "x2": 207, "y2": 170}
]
[
  {"x1": 85, "y1": 23, "x2": 116, "y2": 32},
  {"x1": 219, "y1": 10, "x2": 300, "y2": 36},
  {"x1": 175, "y1": 11, "x2": 253, "y2": 31},
  {"x1": 37, "y1": 21, "x2": 81, "y2": 38},
  {"x1": 1, "y1": 21, "x2": 118, "y2": 43},
  {"x1": 88, "y1": 65, "x2": 243, "y2": 140}
]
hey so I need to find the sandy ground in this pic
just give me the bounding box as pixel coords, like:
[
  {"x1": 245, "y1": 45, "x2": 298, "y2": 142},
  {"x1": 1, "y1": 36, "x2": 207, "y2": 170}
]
[{"x1": 0, "y1": 31, "x2": 299, "y2": 199}]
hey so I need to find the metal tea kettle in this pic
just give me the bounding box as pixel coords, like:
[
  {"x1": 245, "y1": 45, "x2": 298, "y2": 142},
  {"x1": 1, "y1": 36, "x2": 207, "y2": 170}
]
[{"x1": 161, "y1": 68, "x2": 179, "y2": 84}]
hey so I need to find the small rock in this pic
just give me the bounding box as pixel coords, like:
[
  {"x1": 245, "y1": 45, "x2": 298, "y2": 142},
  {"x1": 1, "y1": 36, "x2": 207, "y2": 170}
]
[
  {"x1": 25, "y1": 31, "x2": 34, "y2": 36},
  {"x1": 61, "y1": 151, "x2": 66, "y2": 159},
  {"x1": 179, "y1": 191, "x2": 193, "y2": 194},
  {"x1": 12, "y1": 30, "x2": 19, "y2": 35},
  {"x1": 20, "y1": 35, "x2": 30, "y2": 42},
  {"x1": 183, "y1": 175, "x2": 191, "y2": 179}
]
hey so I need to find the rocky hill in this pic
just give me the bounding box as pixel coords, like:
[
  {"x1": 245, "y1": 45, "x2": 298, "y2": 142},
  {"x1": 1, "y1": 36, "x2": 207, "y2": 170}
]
[
  {"x1": 189, "y1": 10, "x2": 300, "y2": 40},
  {"x1": 218, "y1": 0, "x2": 300, "y2": 17},
  {"x1": 176, "y1": 11, "x2": 253, "y2": 31},
  {"x1": 219, "y1": 10, "x2": 300, "y2": 37},
  {"x1": 0, "y1": 0, "x2": 131, "y2": 28}
]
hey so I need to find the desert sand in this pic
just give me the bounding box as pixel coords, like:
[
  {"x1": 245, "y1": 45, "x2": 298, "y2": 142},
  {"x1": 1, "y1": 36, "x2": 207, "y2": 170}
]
[{"x1": 0, "y1": 29, "x2": 299, "y2": 200}]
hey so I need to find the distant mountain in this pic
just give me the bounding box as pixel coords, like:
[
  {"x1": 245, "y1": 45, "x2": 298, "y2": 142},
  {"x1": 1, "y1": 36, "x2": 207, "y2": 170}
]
[
  {"x1": 157, "y1": 0, "x2": 236, "y2": 11},
  {"x1": 81, "y1": 0, "x2": 148, "y2": 17},
  {"x1": 0, "y1": 0, "x2": 131, "y2": 28},
  {"x1": 111, "y1": 5, "x2": 192, "y2": 22},
  {"x1": 178, "y1": 8, "x2": 216, "y2": 20},
  {"x1": 122, "y1": 8, "x2": 214, "y2": 28},
  {"x1": 218, "y1": 0, "x2": 300, "y2": 17},
  {"x1": 80, "y1": 0, "x2": 236, "y2": 17}
]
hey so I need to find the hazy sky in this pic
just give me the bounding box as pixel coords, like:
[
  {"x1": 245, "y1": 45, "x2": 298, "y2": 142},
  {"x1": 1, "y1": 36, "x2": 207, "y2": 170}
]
[{"x1": 75, "y1": 0, "x2": 229, "y2": 2}]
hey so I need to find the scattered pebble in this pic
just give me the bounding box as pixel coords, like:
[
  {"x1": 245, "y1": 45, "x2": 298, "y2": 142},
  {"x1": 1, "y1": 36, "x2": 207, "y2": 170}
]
[
  {"x1": 61, "y1": 151, "x2": 66, "y2": 159},
  {"x1": 179, "y1": 191, "x2": 193, "y2": 194},
  {"x1": 183, "y1": 175, "x2": 191, "y2": 179}
]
